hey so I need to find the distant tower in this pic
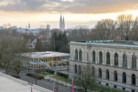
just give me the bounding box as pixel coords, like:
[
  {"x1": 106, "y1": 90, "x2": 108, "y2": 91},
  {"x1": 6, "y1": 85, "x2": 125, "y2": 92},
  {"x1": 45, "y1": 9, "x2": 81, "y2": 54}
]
[
  {"x1": 59, "y1": 14, "x2": 65, "y2": 31},
  {"x1": 46, "y1": 24, "x2": 50, "y2": 30},
  {"x1": 28, "y1": 22, "x2": 30, "y2": 29},
  {"x1": 62, "y1": 16, "x2": 65, "y2": 30},
  {"x1": 59, "y1": 14, "x2": 63, "y2": 30}
]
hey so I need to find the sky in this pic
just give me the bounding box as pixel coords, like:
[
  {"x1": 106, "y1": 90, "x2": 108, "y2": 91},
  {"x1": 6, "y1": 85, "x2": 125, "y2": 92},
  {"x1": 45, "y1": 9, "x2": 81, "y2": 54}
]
[{"x1": 0, "y1": 0, "x2": 138, "y2": 29}]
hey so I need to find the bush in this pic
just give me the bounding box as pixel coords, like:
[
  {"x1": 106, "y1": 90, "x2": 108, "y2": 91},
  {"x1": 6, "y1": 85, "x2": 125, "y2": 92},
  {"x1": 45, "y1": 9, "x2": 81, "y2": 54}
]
[
  {"x1": 11, "y1": 75, "x2": 20, "y2": 79},
  {"x1": 35, "y1": 69, "x2": 45, "y2": 73},
  {"x1": 57, "y1": 72, "x2": 68, "y2": 78},
  {"x1": 26, "y1": 73, "x2": 44, "y2": 79},
  {"x1": 46, "y1": 69, "x2": 54, "y2": 74}
]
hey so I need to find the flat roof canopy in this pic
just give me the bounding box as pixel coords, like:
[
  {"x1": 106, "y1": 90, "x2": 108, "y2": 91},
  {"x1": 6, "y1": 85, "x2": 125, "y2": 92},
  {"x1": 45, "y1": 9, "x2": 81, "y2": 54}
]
[
  {"x1": 0, "y1": 73, "x2": 52, "y2": 92},
  {"x1": 20, "y1": 51, "x2": 70, "y2": 59}
]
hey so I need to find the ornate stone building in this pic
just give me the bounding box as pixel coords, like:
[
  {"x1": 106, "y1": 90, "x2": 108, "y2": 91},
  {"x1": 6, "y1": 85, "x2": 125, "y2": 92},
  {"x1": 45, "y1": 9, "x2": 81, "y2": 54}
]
[{"x1": 69, "y1": 40, "x2": 138, "y2": 92}]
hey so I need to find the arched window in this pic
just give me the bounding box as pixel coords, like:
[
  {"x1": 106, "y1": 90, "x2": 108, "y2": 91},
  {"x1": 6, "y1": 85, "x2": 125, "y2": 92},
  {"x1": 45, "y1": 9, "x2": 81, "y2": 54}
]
[
  {"x1": 132, "y1": 55, "x2": 136, "y2": 69},
  {"x1": 114, "y1": 71, "x2": 118, "y2": 81},
  {"x1": 79, "y1": 50, "x2": 82, "y2": 61},
  {"x1": 114, "y1": 53, "x2": 118, "y2": 66},
  {"x1": 75, "y1": 49, "x2": 78, "y2": 60},
  {"x1": 92, "y1": 51, "x2": 95, "y2": 63},
  {"x1": 92, "y1": 67, "x2": 95, "y2": 76},
  {"x1": 106, "y1": 52, "x2": 110, "y2": 65},
  {"x1": 123, "y1": 54, "x2": 127, "y2": 68},
  {"x1": 99, "y1": 68, "x2": 102, "y2": 78},
  {"x1": 74, "y1": 64, "x2": 77, "y2": 74},
  {"x1": 99, "y1": 51, "x2": 103, "y2": 64},
  {"x1": 106, "y1": 69, "x2": 110, "y2": 80},
  {"x1": 131, "y1": 74, "x2": 136, "y2": 85},
  {"x1": 78, "y1": 65, "x2": 81, "y2": 75},
  {"x1": 122, "y1": 72, "x2": 126, "y2": 83}
]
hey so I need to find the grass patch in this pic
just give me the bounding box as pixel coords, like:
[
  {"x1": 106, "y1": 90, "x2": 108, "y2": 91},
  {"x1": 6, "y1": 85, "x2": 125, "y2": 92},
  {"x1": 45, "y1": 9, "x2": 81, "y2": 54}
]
[
  {"x1": 39, "y1": 72, "x2": 53, "y2": 76},
  {"x1": 51, "y1": 75, "x2": 72, "y2": 83},
  {"x1": 51, "y1": 75, "x2": 122, "y2": 92},
  {"x1": 92, "y1": 84, "x2": 122, "y2": 92}
]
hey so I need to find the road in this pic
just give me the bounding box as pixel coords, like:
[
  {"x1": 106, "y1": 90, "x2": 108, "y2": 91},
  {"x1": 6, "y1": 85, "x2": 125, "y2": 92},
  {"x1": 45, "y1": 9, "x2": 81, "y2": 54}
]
[{"x1": 20, "y1": 72, "x2": 72, "y2": 92}]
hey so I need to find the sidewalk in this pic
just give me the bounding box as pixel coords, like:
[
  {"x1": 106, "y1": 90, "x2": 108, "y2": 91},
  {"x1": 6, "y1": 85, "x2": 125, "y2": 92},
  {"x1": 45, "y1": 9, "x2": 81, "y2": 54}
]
[{"x1": 44, "y1": 75, "x2": 80, "y2": 89}]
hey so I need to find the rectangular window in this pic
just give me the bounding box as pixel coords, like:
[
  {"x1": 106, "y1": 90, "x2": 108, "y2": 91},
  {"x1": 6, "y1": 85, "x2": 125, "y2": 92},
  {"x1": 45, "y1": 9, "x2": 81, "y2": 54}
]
[
  {"x1": 87, "y1": 53, "x2": 89, "y2": 62},
  {"x1": 114, "y1": 85, "x2": 117, "y2": 88}
]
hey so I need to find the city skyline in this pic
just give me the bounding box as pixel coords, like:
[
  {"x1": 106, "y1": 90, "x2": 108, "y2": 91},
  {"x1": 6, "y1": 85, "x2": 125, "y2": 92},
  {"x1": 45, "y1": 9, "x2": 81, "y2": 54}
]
[{"x1": 0, "y1": 0, "x2": 138, "y2": 28}]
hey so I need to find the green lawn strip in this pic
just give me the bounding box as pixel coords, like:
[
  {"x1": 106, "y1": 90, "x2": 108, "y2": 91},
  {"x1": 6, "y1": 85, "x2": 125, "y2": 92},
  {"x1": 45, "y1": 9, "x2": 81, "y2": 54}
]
[
  {"x1": 39, "y1": 72, "x2": 53, "y2": 76},
  {"x1": 50, "y1": 75, "x2": 122, "y2": 92},
  {"x1": 92, "y1": 84, "x2": 122, "y2": 92},
  {"x1": 56, "y1": 69, "x2": 68, "y2": 71},
  {"x1": 51, "y1": 75, "x2": 72, "y2": 84}
]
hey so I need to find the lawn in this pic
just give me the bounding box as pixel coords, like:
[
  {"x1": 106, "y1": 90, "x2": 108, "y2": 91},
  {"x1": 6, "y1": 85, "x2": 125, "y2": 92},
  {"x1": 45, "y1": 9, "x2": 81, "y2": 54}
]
[
  {"x1": 51, "y1": 75, "x2": 123, "y2": 92},
  {"x1": 52, "y1": 75, "x2": 72, "y2": 83},
  {"x1": 39, "y1": 72, "x2": 53, "y2": 76},
  {"x1": 92, "y1": 84, "x2": 123, "y2": 92}
]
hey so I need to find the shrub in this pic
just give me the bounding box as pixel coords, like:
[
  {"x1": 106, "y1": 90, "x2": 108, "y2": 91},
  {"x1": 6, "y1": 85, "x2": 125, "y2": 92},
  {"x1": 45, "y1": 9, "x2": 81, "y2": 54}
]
[{"x1": 26, "y1": 73, "x2": 44, "y2": 79}]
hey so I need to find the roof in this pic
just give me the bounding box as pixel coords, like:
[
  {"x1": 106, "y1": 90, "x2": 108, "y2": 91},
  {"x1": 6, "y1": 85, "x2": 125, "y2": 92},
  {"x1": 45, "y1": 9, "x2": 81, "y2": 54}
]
[
  {"x1": 0, "y1": 72, "x2": 52, "y2": 92},
  {"x1": 21, "y1": 51, "x2": 70, "y2": 59},
  {"x1": 70, "y1": 40, "x2": 138, "y2": 49}
]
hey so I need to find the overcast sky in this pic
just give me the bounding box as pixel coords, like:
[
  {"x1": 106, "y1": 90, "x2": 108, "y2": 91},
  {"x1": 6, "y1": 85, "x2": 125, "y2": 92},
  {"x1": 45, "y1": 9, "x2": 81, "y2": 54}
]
[{"x1": 0, "y1": 0, "x2": 138, "y2": 28}]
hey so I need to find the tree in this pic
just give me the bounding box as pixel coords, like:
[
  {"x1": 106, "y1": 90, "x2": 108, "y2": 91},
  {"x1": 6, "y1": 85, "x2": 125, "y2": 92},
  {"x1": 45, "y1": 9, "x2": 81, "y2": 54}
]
[
  {"x1": 1, "y1": 54, "x2": 13, "y2": 74},
  {"x1": 68, "y1": 27, "x2": 90, "y2": 41},
  {"x1": 50, "y1": 31, "x2": 69, "y2": 53},
  {"x1": 93, "y1": 19, "x2": 116, "y2": 40},
  {"x1": 129, "y1": 16, "x2": 138, "y2": 40},
  {"x1": 117, "y1": 14, "x2": 133, "y2": 40},
  {"x1": 35, "y1": 38, "x2": 43, "y2": 51},
  {"x1": 12, "y1": 60, "x2": 23, "y2": 77},
  {"x1": 76, "y1": 64, "x2": 95, "y2": 92},
  {"x1": 0, "y1": 28, "x2": 28, "y2": 74}
]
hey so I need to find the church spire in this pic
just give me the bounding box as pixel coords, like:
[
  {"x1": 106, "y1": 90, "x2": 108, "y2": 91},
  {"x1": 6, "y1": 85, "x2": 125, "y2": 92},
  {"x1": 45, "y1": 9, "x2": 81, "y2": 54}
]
[
  {"x1": 59, "y1": 14, "x2": 65, "y2": 31},
  {"x1": 28, "y1": 22, "x2": 30, "y2": 29},
  {"x1": 59, "y1": 14, "x2": 62, "y2": 30},
  {"x1": 62, "y1": 15, "x2": 65, "y2": 30}
]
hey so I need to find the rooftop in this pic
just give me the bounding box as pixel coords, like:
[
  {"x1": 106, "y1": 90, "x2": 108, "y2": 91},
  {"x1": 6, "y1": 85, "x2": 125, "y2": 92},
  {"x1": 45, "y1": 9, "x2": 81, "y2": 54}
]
[
  {"x1": 21, "y1": 51, "x2": 70, "y2": 59},
  {"x1": 70, "y1": 40, "x2": 138, "y2": 49},
  {"x1": 77, "y1": 40, "x2": 138, "y2": 45},
  {"x1": 0, "y1": 72, "x2": 52, "y2": 92}
]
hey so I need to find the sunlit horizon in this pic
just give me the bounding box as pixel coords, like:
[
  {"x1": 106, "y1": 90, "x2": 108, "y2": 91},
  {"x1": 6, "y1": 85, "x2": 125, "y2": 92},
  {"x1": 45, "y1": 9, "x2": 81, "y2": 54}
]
[
  {"x1": 0, "y1": 10, "x2": 138, "y2": 29},
  {"x1": 0, "y1": 0, "x2": 138, "y2": 29}
]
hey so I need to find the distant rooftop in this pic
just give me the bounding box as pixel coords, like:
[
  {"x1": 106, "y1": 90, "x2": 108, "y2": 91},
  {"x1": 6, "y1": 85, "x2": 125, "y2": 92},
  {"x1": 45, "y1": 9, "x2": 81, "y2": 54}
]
[
  {"x1": 70, "y1": 40, "x2": 138, "y2": 49},
  {"x1": 0, "y1": 73, "x2": 52, "y2": 92},
  {"x1": 21, "y1": 51, "x2": 70, "y2": 59}
]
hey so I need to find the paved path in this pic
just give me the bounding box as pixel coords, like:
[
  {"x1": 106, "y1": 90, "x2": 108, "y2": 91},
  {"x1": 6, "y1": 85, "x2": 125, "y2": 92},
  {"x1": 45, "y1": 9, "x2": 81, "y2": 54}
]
[{"x1": 20, "y1": 72, "x2": 72, "y2": 92}]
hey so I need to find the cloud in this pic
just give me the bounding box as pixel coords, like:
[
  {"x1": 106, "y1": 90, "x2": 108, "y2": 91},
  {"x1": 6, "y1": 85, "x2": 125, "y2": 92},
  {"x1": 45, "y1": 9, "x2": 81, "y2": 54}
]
[{"x1": 0, "y1": 0, "x2": 138, "y2": 14}]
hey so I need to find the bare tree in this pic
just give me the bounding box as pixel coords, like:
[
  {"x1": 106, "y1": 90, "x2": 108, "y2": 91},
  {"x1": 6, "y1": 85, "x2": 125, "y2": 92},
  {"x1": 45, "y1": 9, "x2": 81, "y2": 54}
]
[
  {"x1": 1, "y1": 54, "x2": 13, "y2": 74},
  {"x1": 68, "y1": 27, "x2": 91, "y2": 41},
  {"x1": 0, "y1": 29, "x2": 27, "y2": 74},
  {"x1": 93, "y1": 19, "x2": 116, "y2": 40},
  {"x1": 12, "y1": 59, "x2": 23, "y2": 77},
  {"x1": 129, "y1": 16, "x2": 138, "y2": 40},
  {"x1": 76, "y1": 64, "x2": 95, "y2": 92},
  {"x1": 117, "y1": 14, "x2": 133, "y2": 40}
]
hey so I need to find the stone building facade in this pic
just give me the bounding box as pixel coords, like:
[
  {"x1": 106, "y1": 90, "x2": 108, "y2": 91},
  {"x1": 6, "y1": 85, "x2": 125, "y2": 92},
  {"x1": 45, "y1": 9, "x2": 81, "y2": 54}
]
[{"x1": 69, "y1": 40, "x2": 138, "y2": 92}]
